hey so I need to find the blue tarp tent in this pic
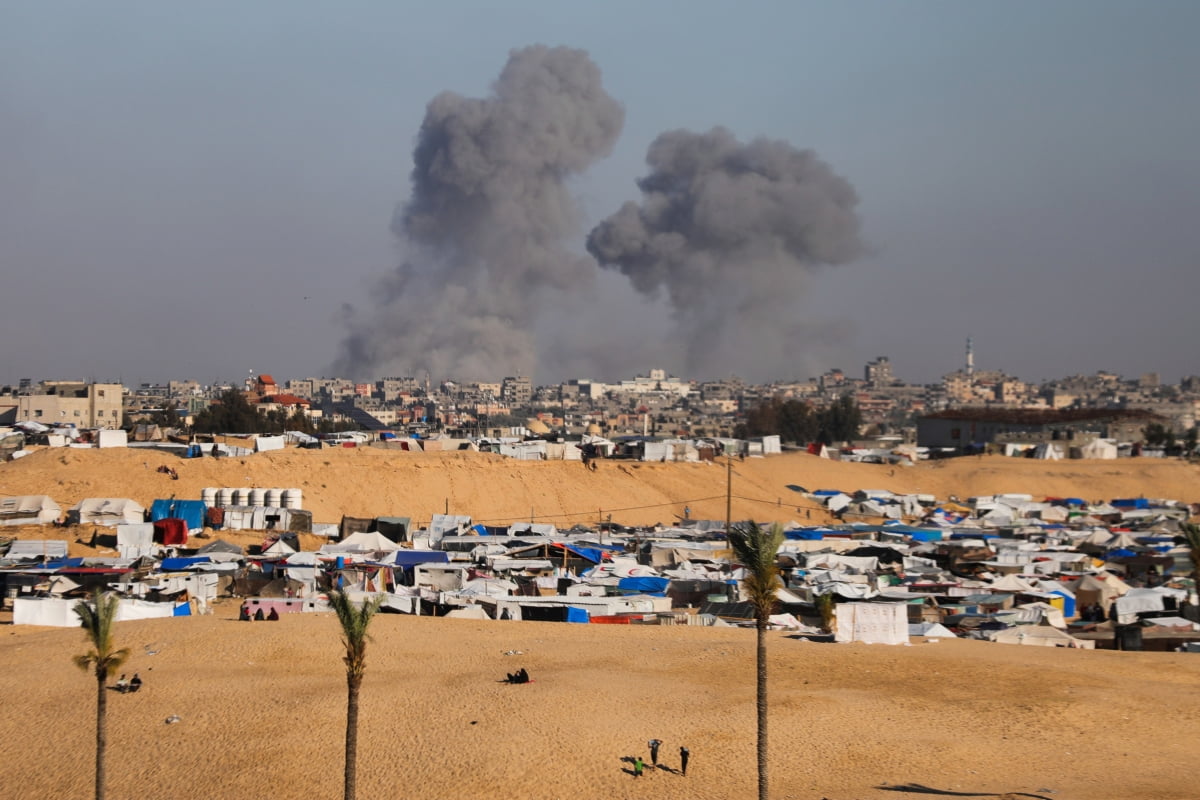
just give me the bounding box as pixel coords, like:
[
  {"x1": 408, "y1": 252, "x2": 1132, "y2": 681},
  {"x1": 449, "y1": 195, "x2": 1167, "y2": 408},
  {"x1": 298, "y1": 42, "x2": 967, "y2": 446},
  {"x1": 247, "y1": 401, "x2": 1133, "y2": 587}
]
[
  {"x1": 173, "y1": 602, "x2": 191, "y2": 616},
  {"x1": 1106, "y1": 548, "x2": 1138, "y2": 558},
  {"x1": 562, "y1": 544, "x2": 605, "y2": 564},
  {"x1": 1111, "y1": 498, "x2": 1149, "y2": 509},
  {"x1": 390, "y1": 550, "x2": 449, "y2": 567},
  {"x1": 566, "y1": 606, "x2": 590, "y2": 624},
  {"x1": 159, "y1": 557, "x2": 210, "y2": 571},
  {"x1": 784, "y1": 529, "x2": 825, "y2": 540},
  {"x1": 150, "y1": 499, "x2": 207, "y2": 530},
  {"x1": 908, "y1": 529, "x2": 943, "y2": 542},
  {"x1": 618, "y1": 576, "x2": 669, "y2": 595}
]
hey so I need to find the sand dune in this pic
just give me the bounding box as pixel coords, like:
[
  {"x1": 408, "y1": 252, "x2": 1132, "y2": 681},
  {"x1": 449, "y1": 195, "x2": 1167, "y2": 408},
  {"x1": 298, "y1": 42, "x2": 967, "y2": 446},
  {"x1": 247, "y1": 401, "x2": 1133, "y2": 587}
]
[
  {"x1": 3, "y1": 447, "x2": 1198, "y2": 530},
  {"x1": 1, "y1": 608, "x2": 1198, "y2": 799}
]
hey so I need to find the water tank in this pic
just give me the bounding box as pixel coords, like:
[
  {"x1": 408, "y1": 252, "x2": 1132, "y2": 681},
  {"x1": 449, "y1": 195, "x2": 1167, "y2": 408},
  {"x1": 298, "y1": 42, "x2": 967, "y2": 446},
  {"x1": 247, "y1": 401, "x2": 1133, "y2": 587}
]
[
  {"x1": 265, "y1": 489, "x2": 283, "y2": 507},
  {"x1": 234, "y1": 488, "x2": 252, "y2": 506},
  {"x1": 249, "y1": 488, "x2": 266, "y2": 507},
  {"x1": 200, "y1": 487, "x2": 217, "y2": 506},
  {"x1": 217, "y1": 488, "x2": 235, "y2": 507},
  {"x1": 283, "y1": 488, "x2": 303, "y2": 509}
]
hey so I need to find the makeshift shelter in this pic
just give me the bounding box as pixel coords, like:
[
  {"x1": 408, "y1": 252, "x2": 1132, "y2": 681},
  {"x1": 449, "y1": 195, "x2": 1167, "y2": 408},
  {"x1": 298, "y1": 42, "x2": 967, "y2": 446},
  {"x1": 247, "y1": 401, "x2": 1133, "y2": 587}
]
[
  {"x1": 990, "y1": 623, "x2": 1093, "y2": 648},
  {"x1": 374, "y1": 516, "x2": 412, "y2": 543},
  {"x1": 834, "y1": 602, "x2": 908, "y2": 644},
  {"x1": 68, "y1": 498, "x2": 145, "y2": 526},
  {"x1": 116, "y1": 523, "x2": 155, "y2": 558},
  {"x1": 153, "y1": 518, "x2": 188, "y2": 546},
  {"x1": 150, "y1": 499, "x2": 207, "y2": 531},
  {"x1": 0, "y1": 495, "x2": 62, "y2": 526},
  {"x1": 1076, "y1": 438, "x2": 1118, "y2": 460}
]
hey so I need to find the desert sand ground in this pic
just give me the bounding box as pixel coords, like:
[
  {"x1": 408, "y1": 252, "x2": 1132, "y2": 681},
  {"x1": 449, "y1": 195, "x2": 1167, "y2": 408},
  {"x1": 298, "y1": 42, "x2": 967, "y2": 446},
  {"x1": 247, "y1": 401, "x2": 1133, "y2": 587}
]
[{"x1": 2, "y1": 449, "x2": 1199, "y2": 799}]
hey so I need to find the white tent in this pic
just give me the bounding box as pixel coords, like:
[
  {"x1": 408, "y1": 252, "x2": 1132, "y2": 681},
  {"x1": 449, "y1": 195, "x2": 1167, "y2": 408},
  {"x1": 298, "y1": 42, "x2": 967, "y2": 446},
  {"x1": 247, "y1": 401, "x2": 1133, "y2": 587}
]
[
  {"x1": 331, "y1": 530, "x2": 401, "y2": 553},
  {"x1": 96, "y1": 429, "x2": 128, "y2": 448},
  {"x1": 13, "y1": 596, "x2": 178, "y2": 627},
  {"x1": 116, "y1": 523, "x2": 156, "y2": 558},
  {"x1": 834, "y1": 602, "x2": 908, "y2": 644},
  {"x1": 1032, "y1": 442, "x2": 1062, "y2": 460},
  {"x1": 990, "y1": 623, "x2": 1093, "y2": 648},
  {"x1": 1078, "y1": 438, "x2": 1118, "y2": 460},
  {"x1": 69, "y1": 498, "x2": 145, "y2": 526},
  {"x1": 0, "y1": 495, "x2": 61, "y2": 526}
]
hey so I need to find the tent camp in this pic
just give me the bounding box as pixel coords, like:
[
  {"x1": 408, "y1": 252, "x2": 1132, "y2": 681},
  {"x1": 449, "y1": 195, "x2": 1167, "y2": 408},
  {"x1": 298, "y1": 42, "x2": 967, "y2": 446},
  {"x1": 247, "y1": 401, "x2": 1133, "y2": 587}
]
[
  {"x1": 69, "y1": 498, "x2": 145, "y2": 526},
  {"x1": 0, "y1": 495, "x2": 61, "y2": 526}
]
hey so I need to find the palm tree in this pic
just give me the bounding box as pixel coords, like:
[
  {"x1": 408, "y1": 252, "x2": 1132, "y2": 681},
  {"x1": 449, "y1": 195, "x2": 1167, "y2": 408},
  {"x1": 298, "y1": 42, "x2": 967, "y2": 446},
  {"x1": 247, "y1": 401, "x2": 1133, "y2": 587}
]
[
  {"x1": 328, "y1": 590, "x2": 383, "y2": 800},
  {"x1": 728, "y1": 520, "x2": 785, "y2": 800},
  {"x1": 73, "y1": 589, "x2": 130, "y2": 800}
]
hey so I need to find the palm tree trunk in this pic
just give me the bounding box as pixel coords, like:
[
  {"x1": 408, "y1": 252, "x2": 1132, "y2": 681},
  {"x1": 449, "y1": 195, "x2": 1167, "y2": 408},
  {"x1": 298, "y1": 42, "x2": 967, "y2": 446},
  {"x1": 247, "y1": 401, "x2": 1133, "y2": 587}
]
[
  {"x1": 95, "y1": 667, "x2": 107, "y2": 800},
  {"x1": 756, "y1": 622, "x2": 768, "y2": 800},
  {"x1": 344, "y1": 674, "x2": 361, "y2": 800}
]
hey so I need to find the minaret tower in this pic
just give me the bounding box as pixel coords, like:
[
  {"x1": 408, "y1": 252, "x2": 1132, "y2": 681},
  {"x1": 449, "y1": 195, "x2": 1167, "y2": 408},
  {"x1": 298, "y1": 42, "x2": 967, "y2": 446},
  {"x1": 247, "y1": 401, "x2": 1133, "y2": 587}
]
[{"x1": 966, "y1": 337, "x2": 974, "y2": 378}]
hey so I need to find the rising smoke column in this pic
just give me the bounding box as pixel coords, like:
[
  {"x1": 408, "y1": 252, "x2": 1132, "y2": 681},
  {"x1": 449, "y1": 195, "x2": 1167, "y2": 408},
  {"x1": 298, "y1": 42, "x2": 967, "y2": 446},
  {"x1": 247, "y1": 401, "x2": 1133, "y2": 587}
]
[
  {"x1": 336, "y1": 45, "x2": 624, "y2": 380},
  {"x1": 587, "y1": 127, "x2": 863, "y2": 378}
]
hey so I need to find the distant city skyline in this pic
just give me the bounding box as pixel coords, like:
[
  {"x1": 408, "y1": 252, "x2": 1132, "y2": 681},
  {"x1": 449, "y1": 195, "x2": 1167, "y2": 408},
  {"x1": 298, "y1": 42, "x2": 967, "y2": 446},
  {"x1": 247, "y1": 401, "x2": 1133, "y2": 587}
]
[{"x1": 3, "y1": 3, "x2": 1198, "y2": 386}]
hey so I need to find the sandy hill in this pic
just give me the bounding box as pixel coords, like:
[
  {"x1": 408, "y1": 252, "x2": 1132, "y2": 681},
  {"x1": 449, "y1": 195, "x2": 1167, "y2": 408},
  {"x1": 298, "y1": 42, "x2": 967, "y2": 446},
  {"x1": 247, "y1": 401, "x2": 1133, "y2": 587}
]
[
  {"x1": 1, "y1": 610, "x2": 1198, "y2": 799},
  {"x1": 2, "y1": 447, "x2": 1198, "y2": 530}
]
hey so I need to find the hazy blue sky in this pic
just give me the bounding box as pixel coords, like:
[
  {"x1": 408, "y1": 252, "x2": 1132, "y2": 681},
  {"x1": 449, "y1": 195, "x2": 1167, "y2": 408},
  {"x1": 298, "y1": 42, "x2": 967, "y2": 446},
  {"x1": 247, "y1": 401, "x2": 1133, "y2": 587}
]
[{"x1": 3, "y1": 1, "x2": 1198, "y2": 387}]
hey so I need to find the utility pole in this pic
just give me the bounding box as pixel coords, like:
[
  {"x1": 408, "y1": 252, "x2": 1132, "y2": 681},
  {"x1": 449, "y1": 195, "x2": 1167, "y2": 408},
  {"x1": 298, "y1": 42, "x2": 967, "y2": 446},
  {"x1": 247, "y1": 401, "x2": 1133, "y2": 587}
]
[{"x1": 725, "y1": 453, "x2": 733, "y2": 534}]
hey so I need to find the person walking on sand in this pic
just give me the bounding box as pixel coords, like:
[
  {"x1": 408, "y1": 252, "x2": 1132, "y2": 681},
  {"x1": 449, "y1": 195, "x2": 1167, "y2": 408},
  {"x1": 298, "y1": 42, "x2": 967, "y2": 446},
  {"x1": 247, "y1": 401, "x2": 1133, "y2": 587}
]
[
  {"x1": 679, "y1": 746, "x2": 689, "y2": 776},
  {"x1": 633, "y1": 756, "x2": 644, "y2": 778},
  {"x1": 648, "y1": 738, "x2": 662, "y2": 767}
]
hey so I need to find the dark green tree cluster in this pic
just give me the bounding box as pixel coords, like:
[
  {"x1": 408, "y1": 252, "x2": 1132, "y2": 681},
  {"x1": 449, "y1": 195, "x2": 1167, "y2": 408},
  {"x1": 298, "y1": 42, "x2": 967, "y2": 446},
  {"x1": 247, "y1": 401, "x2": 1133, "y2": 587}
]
[
  {"x1": 735, "y1": 394, "x2": 863, "y2": 445},
  {"x1": 191, "y1": 390, "x2": 355, "y2": 436}
]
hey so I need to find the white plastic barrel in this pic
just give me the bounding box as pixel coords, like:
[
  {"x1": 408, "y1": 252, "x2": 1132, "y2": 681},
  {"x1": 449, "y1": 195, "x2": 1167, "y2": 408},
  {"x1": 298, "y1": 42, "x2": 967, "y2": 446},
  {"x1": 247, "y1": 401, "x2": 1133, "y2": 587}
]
[
  {"x1": 234, "y1": 487, "x2": 251, "y2": 506},
  {"x1": 200, "y1": 487, "x2": 217, "y2": 506},
  {"x1": 283, "y1": 488, "x2": 302, "y2": 509},
  {"x1": 249, "y1": 488, "x2": 266, "y2": 507},
  {"x1": 265, "y1": 489, "x2": 283, "y2": 507},
  {"x1": 217, "y1": 488, "x2": 234, "y2": 507}
]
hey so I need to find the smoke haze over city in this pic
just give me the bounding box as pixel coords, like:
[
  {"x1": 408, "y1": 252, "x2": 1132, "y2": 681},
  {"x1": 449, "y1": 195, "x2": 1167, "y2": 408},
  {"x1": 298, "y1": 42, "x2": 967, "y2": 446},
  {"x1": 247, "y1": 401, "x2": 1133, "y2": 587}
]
[{"x1": 3, "y1": 3, "x2": 1199, "y2": 386}]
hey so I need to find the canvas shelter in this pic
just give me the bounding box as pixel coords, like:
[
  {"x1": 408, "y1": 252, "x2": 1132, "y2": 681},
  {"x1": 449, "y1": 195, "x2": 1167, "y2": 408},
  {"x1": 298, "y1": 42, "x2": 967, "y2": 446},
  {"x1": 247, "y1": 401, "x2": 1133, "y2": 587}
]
[
  {"x1": 990, "y1": 623, "x2": 1093, "y2": 648},
  {"x1": 150, "y1": 499, "x2": 207, "y2": 531},
  {"x1": 116, "y1": 523, "x2": 155, "y2": 558},
  {"x1": 69, "y1": 498, "x2": 145, "y2": 526},
  {"x1": 0, "y1": 495, "x2": 61, "y2": 526},
  {"x1": 153, "y1": 518, "x2": 188, "y2": 546},
  {"x1": 834, "y1": 601, "x2": 909, "y2": 644}
]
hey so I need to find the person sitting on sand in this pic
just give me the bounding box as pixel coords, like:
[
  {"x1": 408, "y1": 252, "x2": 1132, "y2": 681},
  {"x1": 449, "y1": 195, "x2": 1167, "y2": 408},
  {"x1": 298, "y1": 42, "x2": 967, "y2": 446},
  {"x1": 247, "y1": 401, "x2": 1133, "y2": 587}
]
[
  {"x1": 267, "y1": 607, "x2": 280, "y2": 621},
  {"x1": 115, "y1": 674, "x2": 129, "y2": 693},
  {"x1": 128, "y1": 674, "x2": 143, "y2": 693}
]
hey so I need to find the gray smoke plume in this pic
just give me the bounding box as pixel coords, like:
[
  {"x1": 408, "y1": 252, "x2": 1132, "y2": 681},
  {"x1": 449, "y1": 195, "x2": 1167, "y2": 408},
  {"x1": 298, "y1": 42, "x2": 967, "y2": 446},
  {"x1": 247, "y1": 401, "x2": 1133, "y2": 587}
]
[
  {"x1": 335, "y1": 45, "x2": 624, "y2": 380},
  {"x1": 587, "y1": 127, "x2": 863, "y2": 378}
]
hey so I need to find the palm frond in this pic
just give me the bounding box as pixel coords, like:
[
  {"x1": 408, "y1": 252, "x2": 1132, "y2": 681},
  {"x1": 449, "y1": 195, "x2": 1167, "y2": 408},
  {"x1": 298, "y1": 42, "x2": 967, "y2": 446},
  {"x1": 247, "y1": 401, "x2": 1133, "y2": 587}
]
[
  {"x1": 328, "y1": 591, "x2": 383, "y2": 679},
  {"x1": 729, "y1": 521, "x2": 785, "y2": 622}
]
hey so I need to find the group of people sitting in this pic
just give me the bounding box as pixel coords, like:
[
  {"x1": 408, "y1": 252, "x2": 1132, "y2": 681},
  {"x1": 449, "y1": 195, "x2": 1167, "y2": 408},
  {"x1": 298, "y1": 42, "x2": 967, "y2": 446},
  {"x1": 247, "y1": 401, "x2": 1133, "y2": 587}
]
[
  {"x1": 114, "y1": 674, "x2": 143, "y2": 693},
  {"x1": 505, "y1": 668, "x2": 531, "y2": 684},
  {"x1": 239, "y1": 605, "x2": 281, "y2": 621}
]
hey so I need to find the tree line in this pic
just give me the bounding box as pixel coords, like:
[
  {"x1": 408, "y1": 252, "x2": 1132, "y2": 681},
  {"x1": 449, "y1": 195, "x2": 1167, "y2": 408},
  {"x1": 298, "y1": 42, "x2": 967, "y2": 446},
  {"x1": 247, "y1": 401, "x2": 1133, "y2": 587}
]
[
  {"x1": 734, "y1": 394, "x2": 863, "y2": 445},
  {"x1": 144, "y1": 389, "x2": 358, "y2": 436}
]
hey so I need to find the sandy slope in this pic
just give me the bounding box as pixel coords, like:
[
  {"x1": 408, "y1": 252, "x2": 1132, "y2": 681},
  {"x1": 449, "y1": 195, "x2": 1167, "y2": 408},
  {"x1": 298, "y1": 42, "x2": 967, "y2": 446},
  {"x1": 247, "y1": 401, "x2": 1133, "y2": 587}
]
[
  {"x1": 2, "y1": 447, "x2": 1198, "y2": 531},
  {"x1": 1, "y1": 608, "x2": 1198, "y2": 800}
]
